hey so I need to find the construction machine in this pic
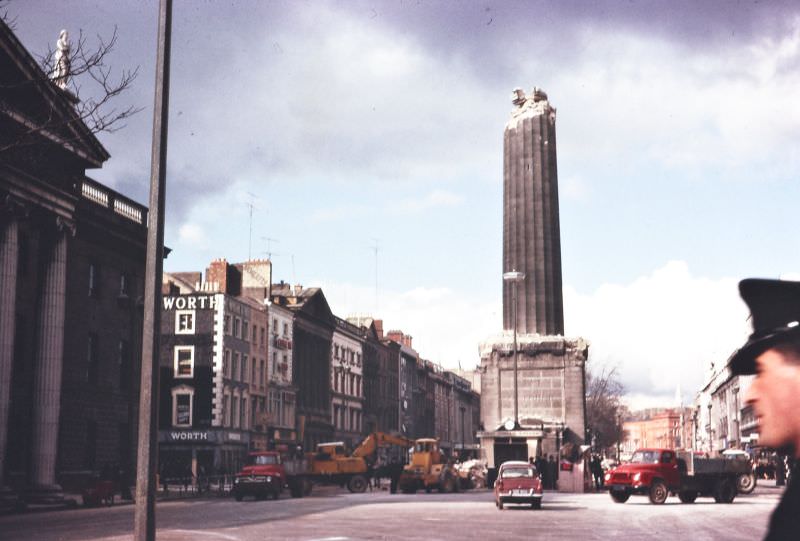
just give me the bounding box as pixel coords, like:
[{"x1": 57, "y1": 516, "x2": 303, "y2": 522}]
[
  {"x1": 309, "y1": 432, "x2": 413, "y2": 493},
  {"x1": 398, "y1": 438, "x2": 461, "y2": 494}
]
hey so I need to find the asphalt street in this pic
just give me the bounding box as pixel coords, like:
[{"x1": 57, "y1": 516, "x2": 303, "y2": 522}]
[{"x1": 0, "y1": 485, "x2": 783, "y2": 541}]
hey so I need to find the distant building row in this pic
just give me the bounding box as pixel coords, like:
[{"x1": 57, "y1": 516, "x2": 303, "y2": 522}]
[{"x1": 159, "y1": 260, "x2": 480, "y2": 478}]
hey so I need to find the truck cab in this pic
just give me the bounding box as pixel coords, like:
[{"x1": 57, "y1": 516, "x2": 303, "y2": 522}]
[
  {"x1": 606, "y1": 448, "x2": 739, "y2": 505},
  {"x1": 233, "y1": 451, "x2": 286, "y2": 501}
]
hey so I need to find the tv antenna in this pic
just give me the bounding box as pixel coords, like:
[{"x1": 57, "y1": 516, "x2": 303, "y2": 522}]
[
  {"x1": 261, "y1": 236, "x2": 279, "y2": 260},
  {"x1": 245, "y1": 192, "x2": 259, "y2": 261},
  {"x1": 371, "y1": 238, "x2": 379, "y2": 315}
]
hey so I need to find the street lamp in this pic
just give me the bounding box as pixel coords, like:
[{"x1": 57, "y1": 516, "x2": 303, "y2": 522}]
[{"x1": 503, "y1": 270, "x2": 525, "y2": 429}]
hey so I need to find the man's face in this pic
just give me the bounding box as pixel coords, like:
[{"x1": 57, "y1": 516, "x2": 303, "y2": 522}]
[{"x1": 745, "y1": 348, "x2": 800, "y2": 453}]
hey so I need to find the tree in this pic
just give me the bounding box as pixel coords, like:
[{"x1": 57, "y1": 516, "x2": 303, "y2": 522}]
[
  {"x1": 586, "y1": 364, "x2": 627, "y2": 455},
  {"x1": 1, "y1": 8, "x2": 141, "y2": 154}
]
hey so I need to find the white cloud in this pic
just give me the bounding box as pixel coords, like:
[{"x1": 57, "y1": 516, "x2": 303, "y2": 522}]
[
  {"x1": 309, "y1": 279, "x2": 500, "y2": 369},
  {"x1": 564, "y1": 261, "x2": 751, "y2": 404},
  {"x1": 396, "y1": 189, "x2": 465, "y2": 213},
  {"x1": 547, "y1": 25, "x2": 800, "y2": 177},
  {"x1": 178, "y1": 223, "x2": 206, "y2": 247}
]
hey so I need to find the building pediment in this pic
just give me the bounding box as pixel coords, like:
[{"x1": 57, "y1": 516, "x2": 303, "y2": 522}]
[{"x1": 1, "y1": 19, "x2": 109, "y2": 166}]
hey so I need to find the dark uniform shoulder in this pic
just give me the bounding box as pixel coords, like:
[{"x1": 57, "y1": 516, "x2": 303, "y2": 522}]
[{"x1": 765, "y1": 476, "x2": 800, "y2": 540}]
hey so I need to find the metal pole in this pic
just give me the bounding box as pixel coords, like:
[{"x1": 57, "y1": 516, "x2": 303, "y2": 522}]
[
  {"x1": 513, "y1": 282, "x2": 518, "y2": 427},
  {"x1": 134, "y1": 1, "x2": 172, "y2": 540}
]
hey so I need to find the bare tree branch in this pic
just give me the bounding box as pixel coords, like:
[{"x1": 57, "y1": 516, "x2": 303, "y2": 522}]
[{"x1": 1, "y1": 15, "x2": 142, "y2": 154}]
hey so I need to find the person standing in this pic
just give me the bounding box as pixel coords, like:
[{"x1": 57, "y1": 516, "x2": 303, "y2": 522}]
[{"x1": 728, "y1": 278, "x2": 800, "y2": 540}]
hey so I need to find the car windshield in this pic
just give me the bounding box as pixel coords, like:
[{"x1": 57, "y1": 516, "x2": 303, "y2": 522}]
[
  {"x1": 247, "y1": 454, "x2": 278, "y2": 466},
  {"x1": 629, "y1": 451, "x2": 660, "y2": 464},
  {"x1": 501, "y1": 466, "x2": 534, "y2": 478}
]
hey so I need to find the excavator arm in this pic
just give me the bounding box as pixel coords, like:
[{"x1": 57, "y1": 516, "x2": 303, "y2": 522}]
[{"x1": 352, "y1": 432, "x2": 413, "y2": 459}]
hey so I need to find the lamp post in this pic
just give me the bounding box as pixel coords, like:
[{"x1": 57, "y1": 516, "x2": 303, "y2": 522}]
[{"x1": 503, "y1": 270, "x2": 525, "y2": 428}]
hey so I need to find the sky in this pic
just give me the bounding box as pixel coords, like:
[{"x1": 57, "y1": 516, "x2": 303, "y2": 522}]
[{"x1": 7, "y1": 0, "x2": 800, "y2": 409}]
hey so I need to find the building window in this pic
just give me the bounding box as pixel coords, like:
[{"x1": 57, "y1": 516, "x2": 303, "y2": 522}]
[
  {"x1": 260, "y1": 326, "x2": 266, "y2": 345},
  {"x1": 233, "y1": 318, "x2": 241, "y2": 339},
  {"x1": 174, "y1": 346, "x2": 194, "y2": 378},
  {"x1": 224, "y1": 315, "x2": 231, "y2": 335},
  {"x1": 260, "y1": 360, "x2": 265, "y2": 388},
  {"x1": 118, "y1": 339, "x2": 130, "y2": 390},
  {"x1": 243, "y1": 320, "x2": 249, "y2": 341},
  {"x1": 273, "y1": 318, "x2": 278, "y2": 333},
  {"x1": 233, "y1": 352, "x2": 240, "y2": 382},
  {"x1": 224, "y1": 349, "x2": 231, "y2": 378},
  {"x1": 283, "y1": 322, "x2": 288, "y2": 336},
  {"x1": 84, "y1": 420, "x2": 97, "y2": 470},
  {"x1": 175, "y1": 310, "x2": 195, "y2": 334},
  {"x1": 272, "y1": 352, "x2": 277, "y2": 376},
  {"x1": 252, "y1": 324, "x2": 257, "y2": 343},
  {"x1": 232, "y1": 396, "x2": 239, "y2": 428},
  {"x1": 119, "y1": 273, "x2": 130, "y2": 297},
  {"x1": 87, "y1": 333, "x2": 99, "y2": 384},
  {"x1": 88, "y1": 263, "x2": 100, "y2": 297},
  {"x1": 251, "y1": 357, "x2": 256, "y2": 385},
  {"x1": 223, "y1": 394, "x2": 230, "y2": 426},
  {"x1": 241, "y1": 397, "x2": 247, "y2": 429},
  {"x1": 172, "y1": 386, "x2": 194, "y2": 427},
  {"x1": 242, "y1": 354, "x2": 248, "y2": 382}
]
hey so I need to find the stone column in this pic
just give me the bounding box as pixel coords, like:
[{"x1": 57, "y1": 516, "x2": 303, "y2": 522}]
[
  {"x1": 0, "y1": 214, "x2": 19, "y2": 491},
  {"x1": 28, "y1": 217, "x2": 71, "y2": 502}
]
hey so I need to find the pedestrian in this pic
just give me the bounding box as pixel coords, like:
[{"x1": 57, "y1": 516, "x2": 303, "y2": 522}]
[
  {"x1": 547, "y1": 455, "x2": 557, "y2": 490},
  {"x1": 728, "y1": 278, "x2": 800, "y2": 540},
  {"x1": 591, "y1": 455, "x2": 604, "y2": 490},
  {"x1": 388, "y1": 458, "x2": 403, "y2": 494}
]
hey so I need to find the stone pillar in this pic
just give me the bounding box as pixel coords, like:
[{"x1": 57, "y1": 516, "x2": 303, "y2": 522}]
[
  {"x1": 0, "y1": 214, "x2": 19, "y2": 490},
  {"x1": 502, "y1": 87, "x2": 564, "y2": 336},
  {"x1": 28, "y1": 217, "x2": 72, "y2": 502}
]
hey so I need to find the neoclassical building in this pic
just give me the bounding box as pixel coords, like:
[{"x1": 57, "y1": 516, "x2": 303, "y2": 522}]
[{"x1": 1, "y1": 19, "x2": 147, "y2": 504}]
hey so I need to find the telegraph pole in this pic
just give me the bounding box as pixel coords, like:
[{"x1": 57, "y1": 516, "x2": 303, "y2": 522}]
[{"x1": 134, "y1": 1, "x2": 172, "y2": 539}]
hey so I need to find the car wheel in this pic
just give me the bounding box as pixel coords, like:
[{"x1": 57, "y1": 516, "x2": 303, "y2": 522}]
[
  {"x1": 498, "y1": 499, "x2": 504, "y2": 510},
  {"x1": 678, "y1": 490, "x2": 697, "y2": 503},
  {"x1": 234, "y1": 492, "x2": 244, "y2": 502},
  {"x1": 714, "y1": 479, "x2": 736, "y2": 503},
  {"x1": 648, "y1": 481, "x2": 668, "y2": 505},
  {"x1": 610, "y1": 490, "x2": 630, "y2": 503},
  {"x1": 531, "y1": 499, "x2": 542, "y2": 510},
  {"x1": 737, "y1": 473, "x2": 756, "y2": 494}
]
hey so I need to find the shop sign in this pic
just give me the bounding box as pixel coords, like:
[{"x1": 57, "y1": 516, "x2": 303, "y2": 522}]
[
  {"x1": 168, "y1": 431, "x2": 210, "y2": 441},
  {"x1": 275, "y1": 337, "x2": 292, "y2": 350},
  {"x1": 163, "y1": 295, "x2": 217, "y2": 311},
  {"x1": 227, "y1": 432, "x2": 242, "y2": 441}
]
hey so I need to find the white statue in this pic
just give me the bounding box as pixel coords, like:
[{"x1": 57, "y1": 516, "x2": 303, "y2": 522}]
[{"x1": 52, "y1": 29, "x2": 71, "y2": 89}]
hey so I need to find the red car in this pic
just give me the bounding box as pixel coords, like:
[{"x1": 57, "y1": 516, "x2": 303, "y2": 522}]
[{"x1": 494, "y1": 461, "x2": 543, "y2": 510}]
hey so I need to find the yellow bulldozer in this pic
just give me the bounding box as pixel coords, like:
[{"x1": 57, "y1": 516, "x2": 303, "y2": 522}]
[
  {"x1": 309, "y1": 432, "x2": 413, "y2": 493},
  {"x1": 398, "y1": 438, "x2": 460, "y2": 494}
]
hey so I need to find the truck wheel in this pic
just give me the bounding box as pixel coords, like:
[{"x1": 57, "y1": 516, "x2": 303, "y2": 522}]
[
  {"x1": 610, "y1": 490, "x2": 629, "y2": 503},
  {"x1": 678, "y1": 491, "x2": 698, "y2": 503},
  {"x1": 648, "y1": 481, "x2": 668, "y2": 505},
  {"x1": 737, "y1": 473, "x2": 756, "y2": 494},
  {"x1": 347, "y1": 475, "x2": 368, "y2": 493},
  {"x1": 439, "y1": 477, "x2": 455, "y2": 493},
  {"x1": 714, "y1": 479, "x2": 736, "y2": 503}
]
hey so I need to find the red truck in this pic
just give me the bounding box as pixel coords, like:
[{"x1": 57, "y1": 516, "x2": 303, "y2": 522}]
[
  {"x1": 232, "y1": 451, "x2": 311, "y2": 501},
  {"x1": 605, "y1": 448, "x2": 747, "y2": 505}
]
